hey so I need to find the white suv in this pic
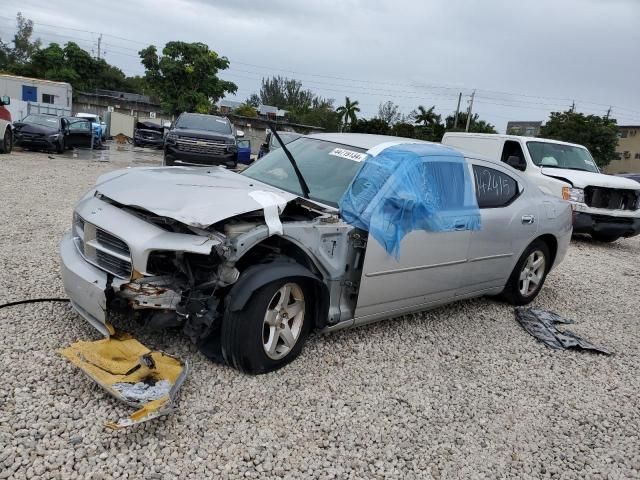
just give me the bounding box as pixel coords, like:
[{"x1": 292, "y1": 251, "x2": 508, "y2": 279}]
[{"x1": 442, "y1": 133, "x2": 640, "y2": 242}]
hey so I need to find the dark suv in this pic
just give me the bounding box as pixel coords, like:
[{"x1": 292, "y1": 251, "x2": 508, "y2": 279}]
[{"x1": 164, "y1": 113, "x2": 238, "y2": 167}]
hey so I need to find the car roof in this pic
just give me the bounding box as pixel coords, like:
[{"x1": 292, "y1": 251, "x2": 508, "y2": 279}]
[
  {"x1": 443, "y1": 132, "x2": 588, "y2": 149},
  {"x1": 306, "y1": 132, "x2": 430, "y2": 150}
]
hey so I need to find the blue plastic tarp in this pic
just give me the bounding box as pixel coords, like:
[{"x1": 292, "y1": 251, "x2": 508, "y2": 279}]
[{"x1": 339, "y1": 143, "x2": 480, "y2": 258}]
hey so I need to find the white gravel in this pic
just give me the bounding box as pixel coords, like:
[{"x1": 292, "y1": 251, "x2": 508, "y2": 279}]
[{"x1": 1, "y1": 146, "x2": 639, "y2": 479}]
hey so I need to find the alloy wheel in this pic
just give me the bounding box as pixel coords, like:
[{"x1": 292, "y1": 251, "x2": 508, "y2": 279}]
[
  {"x1": 518, "y1": 250, "x2": 546, "y2": 297},
  {"x1": 262, "y1": 283, "x2": 305, "y2": 360}
]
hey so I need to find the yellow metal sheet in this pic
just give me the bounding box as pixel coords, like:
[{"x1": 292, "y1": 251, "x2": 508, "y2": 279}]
[{"x1": 60, "y1": 328, "x2": 188, "y2": 429}]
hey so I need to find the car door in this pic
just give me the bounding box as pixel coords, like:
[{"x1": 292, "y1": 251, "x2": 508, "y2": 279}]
[
  {"x1": 457, "y1": 159, "x2": 539, "y2": 295},
  {"x1": 65, "y1": 118, "x2": 93, "y2": 148}
]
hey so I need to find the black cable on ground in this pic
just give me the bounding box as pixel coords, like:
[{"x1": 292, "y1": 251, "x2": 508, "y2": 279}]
[{"x1": 0, "y1": 298, "x2": 70, "y2": 310}]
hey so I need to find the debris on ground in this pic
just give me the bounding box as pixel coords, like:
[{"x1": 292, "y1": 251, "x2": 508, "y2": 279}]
[
  {"x1": 60, "y1": 330, "x2": 189, "y2": 429},
  {"x1": 515, "y1": 307, "x2": 611, "y2": 354}
]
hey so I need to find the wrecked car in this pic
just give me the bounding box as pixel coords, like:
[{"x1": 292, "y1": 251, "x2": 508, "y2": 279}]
[
  {"x1": 14, "y1": 115, "x2": 95, "y2": 153},
  {"x1": 60, "y1": 133, "x2": 573, "y2": 374},
  {"x1": 133, "y1": 120, "x2": 166, "y2": 149}
]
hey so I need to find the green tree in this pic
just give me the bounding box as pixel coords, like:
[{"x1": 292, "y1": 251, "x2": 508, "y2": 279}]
[
  {"x1": 257, "y1": 76, "x2": 315, "y2": 110},
  {"x1": 234, "y1": 103, "x2": 258, "y2": 117},
  {"x1": 336, "y1": 97, "x2": 360, "y2": 131},
  {"x1": 411, "y1": 105, "x2": 440, "y2": 126},
  {"x1": 539, "y1": 111, "x2": 618, "y2": 168},
  {"x1": 377, "y1": 101, "x2": 401, "y2": 125},
  {"x1": 0, "y1": 12, "x2": 41, "y2": 71},
  {"x1": 245, "y1": 93, "x2": 261, "y2": 108},
  {"x1": 349, "y1": 118, "x2": 390, "y2": 135},
  {"x1": 445, "y1": 112, "x2": 497, "y2": 134},
  {"x1": 140, "y1": 41, "x2": 237, "y2": 115},
  {"x1": 390, "y1": 122, "x2": 415, "y2": 138}
]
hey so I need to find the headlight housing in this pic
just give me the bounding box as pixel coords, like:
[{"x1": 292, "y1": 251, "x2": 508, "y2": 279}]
[
  {"x1": 49, "y1": 134, "x2": 60, "y2": 140},
  {"x1": 166, "y1": 133, "x2": 178, "y2": 144},
  {"x1": 562, "y1": 187, "x2": 584, "y2": 203}
]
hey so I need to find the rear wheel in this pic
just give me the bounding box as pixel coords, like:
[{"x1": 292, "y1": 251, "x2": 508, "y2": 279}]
[
  {"x1": 501, "y1": 240, "x2": 550, "y2": 305},
  {"x1": 220, "y1": 278, "x2": 312, "y2": 374},
  {"x1": 0, "y1": 128, "x2": 12, "y2": 154},
  {"x1": 591, "y1": 232, "x2": 620, "y2": 243}
]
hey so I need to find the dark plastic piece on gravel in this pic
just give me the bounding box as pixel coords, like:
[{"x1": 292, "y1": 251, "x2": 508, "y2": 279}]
[{"x1": 515, "y1": 307, "x2": 611, "y2": 355}]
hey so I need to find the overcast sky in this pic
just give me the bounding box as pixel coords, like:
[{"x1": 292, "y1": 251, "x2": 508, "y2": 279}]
[{"x1": 2, "y1": 0, "x2": 640, "y2": 130}]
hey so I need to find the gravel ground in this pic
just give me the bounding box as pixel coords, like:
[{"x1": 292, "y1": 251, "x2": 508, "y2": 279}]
[{"x1": 1, "y1": 146, "x2": 639, "y2": 480}]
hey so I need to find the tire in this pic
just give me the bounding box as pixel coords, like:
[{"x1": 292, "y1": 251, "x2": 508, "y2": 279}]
[
  {"x1": 220, "y1": 278, "x2": 312, "y2": 374},
  {"x1": 164, "y1": 154, "x2": 175, "y2": 166},
  {"x1": 0, "y1": 128, "x2": 12, "y2": 154},
  {"x1": 501, "y1": 239, "x2": 551, "y2": 306},
  {"x1": 56, "y1": 138, "x2": 65, "y2": 154},
  {"x1": 591, "y1": 232, "x2": 620, "y2": 243}
]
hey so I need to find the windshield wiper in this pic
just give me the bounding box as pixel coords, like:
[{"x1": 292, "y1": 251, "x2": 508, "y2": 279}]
[{"x1": 268, "y1": 124, "x2": 310, "y2": 199}]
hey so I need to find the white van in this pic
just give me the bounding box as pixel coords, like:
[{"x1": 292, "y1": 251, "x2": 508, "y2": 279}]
[{"x1": 442, "y1": 133, "x2": 640, "y2": 242}]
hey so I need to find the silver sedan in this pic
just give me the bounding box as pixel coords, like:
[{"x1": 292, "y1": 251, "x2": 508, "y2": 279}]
[{"x1": 60, "y1": 133, "x2": 572, "y2": 374}]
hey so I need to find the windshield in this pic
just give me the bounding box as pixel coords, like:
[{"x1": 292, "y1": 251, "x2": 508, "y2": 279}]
[
  {"x1": 23, "y1": 115, "x2": 59, "y2": 128},
  {"x1": 527, "y1": 141, "x2": 599, "y2": 173},
  {"x1": 270, "y1": 132, "x2": 300, "y2": 149},
  {"x1": 242, "y1": 138, "x2": 366, "y2": 207},
  {"x1": 175, "y1": 114, "x2": 231, "y2": 134}
]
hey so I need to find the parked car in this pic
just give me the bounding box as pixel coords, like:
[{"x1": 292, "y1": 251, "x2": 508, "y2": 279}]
[
  {"x1": 164, "y1": 113, "x2": 238, "y2": 167},
  {"x1": 133, "y1": 120, "x2": 166, "y2": 148},
  {"x1": 258, "y1": 130, "x2": 302, "y2": 159},
  {"x1": 75, "y1": 113, "x2": 107, "y2": 141},
  {"x1": 13, "y1": 115, "x2": 94, "y2": 152},
  {"x1": 237, "y1": 139, "x2": 252, "y2": 164},
  {"x1": 60, "y1": 133, "x2": 571, "y2": 374},
  {"x1": 617, "y1": 173, "x2": 640, "y2": 184},
  {"x1": 0, "y1": 94, "x2": 12, "y2": 154},
  {"x1": 443, "y1": 133, "x2": 640, "y2": 243}
]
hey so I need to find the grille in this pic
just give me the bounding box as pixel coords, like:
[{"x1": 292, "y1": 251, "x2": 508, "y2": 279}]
[
  {"x1": 176, "y1": 137, "x2": 228, "y2": 155},
  {"x1": 96, "y1": 228, "x2": 129, "y2": 256},
  {"x1": 584, "y1": 186, "x2": 638, "y2": 211},
  {"x1": 72, "y1": 214, "x2": 132, "y2": 279}
]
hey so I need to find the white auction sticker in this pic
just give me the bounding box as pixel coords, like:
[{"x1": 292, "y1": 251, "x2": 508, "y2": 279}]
[{"x1": 328, "y1": 148, "x2": 368, "y2": 162}]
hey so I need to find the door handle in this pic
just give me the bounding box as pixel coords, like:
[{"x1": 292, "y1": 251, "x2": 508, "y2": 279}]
[
  {"x1": 521, "y1": 214, "x2": 535, "y2": 224},
  {"x1": 454, "y1": 221, "x2": 467, "y2": 231}
]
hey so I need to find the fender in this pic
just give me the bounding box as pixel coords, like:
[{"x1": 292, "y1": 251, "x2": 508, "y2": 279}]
[{"x1": 226, "y1": 258, "x2": 329, "y2": 319}]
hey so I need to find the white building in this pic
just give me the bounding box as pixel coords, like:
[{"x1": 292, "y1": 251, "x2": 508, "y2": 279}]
[{"x1": 0, "y1": 74, "x2": 73, "y2": 121}]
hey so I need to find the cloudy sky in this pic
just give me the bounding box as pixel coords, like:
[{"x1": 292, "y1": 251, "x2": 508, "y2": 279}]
[{"x1": 2, "y1": 0, "x2": 640, "y2": 130}]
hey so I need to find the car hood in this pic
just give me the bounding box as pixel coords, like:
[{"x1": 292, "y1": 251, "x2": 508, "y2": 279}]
[
  {"x1": 172, "y1": 128, "x2": 235, "y2": 143},
  {"x1": 541, "y1": 167, "x2": 640, "y2": 190},
  {"x1": 14, "y1": 123, "x2": 57, "y2": 135},
  {"x1": 95, "y1": 167, "x2": 297, "y2": 228}
]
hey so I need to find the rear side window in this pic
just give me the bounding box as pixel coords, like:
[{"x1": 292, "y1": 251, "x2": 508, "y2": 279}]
[{"x1": 472, "y1": 165, "x2": 519, "y2": 208}]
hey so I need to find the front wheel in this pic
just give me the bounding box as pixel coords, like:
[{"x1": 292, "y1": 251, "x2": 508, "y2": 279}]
[
  {"x1": 220, "y1": 278, "x2": 312, "y2": 374},
  {"x1": 0, "y1": 128, "x2": 12, "y2": 154},
  {"x1": 591, "y1": 232, "x2": 620, "y2": 243},
  {"x1": 56, "y1": 138, "x2": 65, "y2": 154},
  {"x1": 501, "y1": 240, "x2": 550, "y2": 305},
  {"x1": 163, "y1": 154, "x2": 175, "y2": 166}
]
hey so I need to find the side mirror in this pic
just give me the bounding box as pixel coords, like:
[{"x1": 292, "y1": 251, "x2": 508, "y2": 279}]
[
  {"x1": 0, "y1": 95, "x2": 9, "y2": 106},
  {"x1": 236, "y1": 130, "x2": 245, "y2": 138},
  {"x1": 506, "y1": 155, "x2": 527, "y2": 171}
]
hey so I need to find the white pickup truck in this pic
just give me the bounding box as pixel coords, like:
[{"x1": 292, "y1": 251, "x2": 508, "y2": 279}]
[{"x1": 442, "y1": 133, "x2": 640, "y2": 242}]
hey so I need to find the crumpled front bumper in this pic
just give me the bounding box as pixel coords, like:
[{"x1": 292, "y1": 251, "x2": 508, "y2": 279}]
[{"x1": 60, "y1": 230, "x2": 124, "y2": 337}]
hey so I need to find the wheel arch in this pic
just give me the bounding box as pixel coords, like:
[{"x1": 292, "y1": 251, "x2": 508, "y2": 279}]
[{"x1": 536, "y1": 233, "x2": 558, "y2": 269}]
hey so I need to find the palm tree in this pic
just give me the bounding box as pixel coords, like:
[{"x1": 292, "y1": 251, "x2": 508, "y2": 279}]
[
  {"x1": 412, "y1": 105, "x2": 440, "y2": 126},
  {"x1": 336, "y1": 97, "x2": 360, "y2": 131}
]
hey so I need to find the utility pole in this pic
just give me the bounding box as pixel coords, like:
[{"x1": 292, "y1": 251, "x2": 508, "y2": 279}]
[
  {"x1": 97, "y1": 34, "x2": 102, "y2": 60},
  {"x1": 605, "y1": 107, "x2": 611, "y2": 120},
  {"x1": 570, "y1": 100, "x2": 575, "y2": 113},
  {"x1": 453, "y1": 92, "x2": 462, "y2": 129},
  {"x1": 465, "y1": 90, "x2": 475, "y2": 133}
]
